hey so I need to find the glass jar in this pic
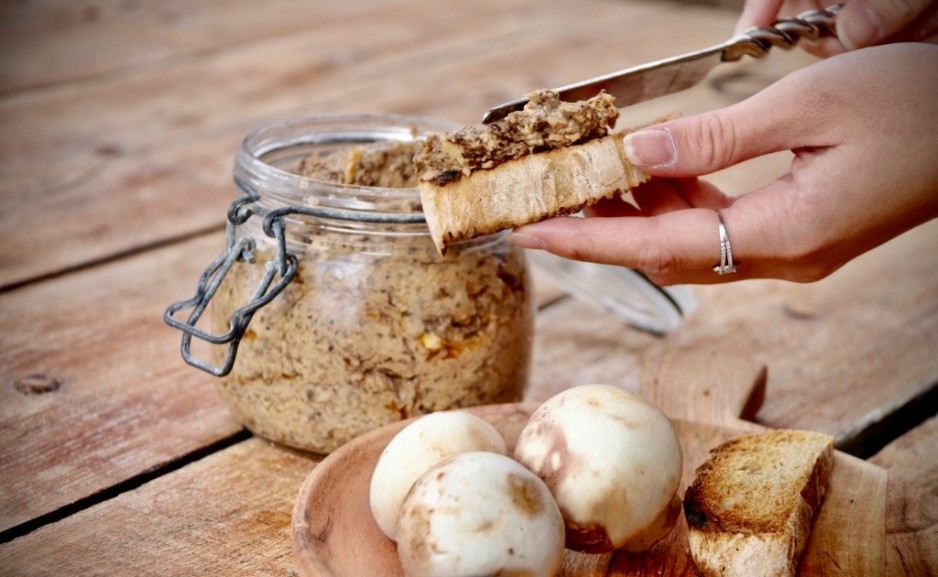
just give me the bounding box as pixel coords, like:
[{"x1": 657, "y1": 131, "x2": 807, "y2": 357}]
[{"x1": 167, "y1": 115, "x2": 534, "y2": 454}]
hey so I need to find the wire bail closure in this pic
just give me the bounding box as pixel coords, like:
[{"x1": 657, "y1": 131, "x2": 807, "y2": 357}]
[
  {"x1": 163, "y1": 181, "x2": 297, "y2": 376},
  {"x1": 163, "y1": 177, "x2": 428, "y2": 376}
]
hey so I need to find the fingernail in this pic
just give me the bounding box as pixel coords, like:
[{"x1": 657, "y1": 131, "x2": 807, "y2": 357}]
[
  {"x1": 839, "y1": 3, "x2": 882, "y2": 50},
  {"x1": 623, "y1": 129, "x2": 676, "y2": 168},
  {"x1": 509, "y1": 230, "x2": 547, "y2": 250}
]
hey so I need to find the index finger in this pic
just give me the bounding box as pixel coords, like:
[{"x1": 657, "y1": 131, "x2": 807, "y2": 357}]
[{"x1": 511, "y1": 208, "x2": 735, "y2": 285}]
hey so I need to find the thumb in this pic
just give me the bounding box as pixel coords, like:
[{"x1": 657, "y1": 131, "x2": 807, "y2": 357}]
[{"x1": 622, "y1": 76, "x2": 830, "y2": 178}]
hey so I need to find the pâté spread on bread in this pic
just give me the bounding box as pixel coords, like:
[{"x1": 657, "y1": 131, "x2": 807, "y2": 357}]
[
  {"x1": 414, "y1": 89, "x2": 666, "y2": 254},
  {"x1": 414, "y1": 90, "x2": 620, "y2": 182}
]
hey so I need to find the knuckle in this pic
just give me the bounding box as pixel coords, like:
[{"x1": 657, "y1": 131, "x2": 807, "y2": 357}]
[
  {"x1": 683, "y1": 111, "x2": 739, "y2": 171},
  {"x1": 790, "y1": 246, "x2": 842, "y2": 282},
  {"x1": 635, "y1": 240, "x2": 680, "y2": 277},
  {"x1": 751, "y1": 197, "x2": 843, "y2": 283},
  {"x1": 782, "y1": 262, "x2": 839, "y2": 283},
  {"x1": 776, "y1": 231, "x2": 841, "y2": 283}
]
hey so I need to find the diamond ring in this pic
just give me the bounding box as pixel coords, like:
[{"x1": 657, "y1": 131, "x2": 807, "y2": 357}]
[{"x1": 713, "y1": 212, "x2": 737, "y2": 275}]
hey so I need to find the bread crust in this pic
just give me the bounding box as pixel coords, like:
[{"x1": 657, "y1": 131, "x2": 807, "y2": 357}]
[
  {"x1": 683, "y1": 430, "x2": 834, "y2": 577},
  {"x1": 418, "y1": 132, "x2": 648, "y2": 254}
]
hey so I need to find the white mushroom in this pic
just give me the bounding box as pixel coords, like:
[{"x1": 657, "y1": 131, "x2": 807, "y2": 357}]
[
  {"x1": 513, "y1": 384, "x2": 683, "y2": 553},
  {"x1": 396, "y1": 451, "x2": 565, "y2": 577},
  {"x1": 369, "y1": 410, "x2": 507, "y2": 540}
]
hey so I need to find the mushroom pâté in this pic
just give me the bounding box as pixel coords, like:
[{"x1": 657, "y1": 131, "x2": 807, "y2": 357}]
[{"x1": 514, "y1": 384, "x2": 683, "y2": 553}]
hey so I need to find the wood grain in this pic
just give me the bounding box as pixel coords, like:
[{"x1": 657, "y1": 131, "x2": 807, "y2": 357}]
[
  {"x1": 0, "y1": 438, "x2": 317, "y2": 577},
  {"x1": 289, "y1": 355, "x2": 936, "y2": 576},
  {"x1": 642, "y1": 351, "x2": 936, "y2": 577},
  {"x1": 2, "y1": 0, "x2": 936, "y2": 574},
  {"x1": 526, "y1": 221, "x2": 938, "y2": 465},
  {"x1": 872, "y1": 415, "x2": 938, "y2": 496},
  {"x1": 885, "y1": 476, "x2": 938, "y2": 577},
  {"x1": 660, "y1": 220, "x2": 938, "y2": 453},
  {"x1": 2, "y1": 345, "x2": 934, "y2": 577},
  {"x1": 0, "y1": 0, "x2": 442, "y2": 93},
  {"x1": 642, "y1": 351, "x2": 887, "y2": 577},
  {"x1": 0, "y1": 235, "x2": 239, "y2": 534},
  {"x1": 0, "y1": 0, "x2": 802, "y2": 288},
  {"x1": 0, "y1": 230, "x2": 565, "y2": 538},
  {"x1": 639, "y1": 348, "x2": 766, "y2": 431}
]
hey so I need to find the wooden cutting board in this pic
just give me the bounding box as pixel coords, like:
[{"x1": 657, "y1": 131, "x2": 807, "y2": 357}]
[{"x1": 292, "y1": 350, "x2": 938, "y2": 576}]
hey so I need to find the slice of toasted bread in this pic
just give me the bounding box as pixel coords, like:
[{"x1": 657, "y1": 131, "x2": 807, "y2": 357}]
[
  {"x1": 418, "y1": 131, "x2": 650, "y2": 254},
  {"x1": 413, "y1": 88, "x2": 676, "y2": 255},
  {"x1": 683, "y1": 429, "x2": 834, "y2": 577}
]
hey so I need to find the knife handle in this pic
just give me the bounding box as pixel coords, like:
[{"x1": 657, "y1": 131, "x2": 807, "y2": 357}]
[{"x1": 724, "y1": 4, "x2": 842, "y2": 61}]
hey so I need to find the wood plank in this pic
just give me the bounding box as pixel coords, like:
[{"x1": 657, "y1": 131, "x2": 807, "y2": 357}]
[
  {"x1": 637, "y1": 351, "x2": 888, "y2": 577},
  {"x1": 3, "y1": 356, "x2": 934, "y2": 577},
  {"x1": 0, "y1": 0, "x2": 489, "y2": 93},
  {"x1": 527, "y1": 220, "x2": 938, "y2": 468},
  {"x1": 872, "y1": 415, "x2": 938, "y2": 496},
  {"x1": 0, "y1": 224, "x2": 567, "y2": 537},
  {"x1": 0, "y1": 438, "x2": 317, "y2": 577},
  {"x1": 885, "y1": 476, "x2": 938, "y2": 577},
  {"x1": 2, "y1": 0, "x2": 935, "y2": 573},
  {"x1": 1, "y1": 0, "x2": 805, "y2": 288},
  {"x1": 3, "y1": 235, "x2": 929, "y2": 558},
  {"x1": 639, "y1": 348, "x2": 766, "y2": 431},
  {"x1": 526, "y1": 297, "x2": 658, "y2": 402},
  {"x1": 0, "y1": 0, "x2": 637, "y2": 181},
  {"x1": 0, "y1": 234, "x2": 240, "y2": 535},
  {"x1": 659, "y1": 220, "x2": 938, "y2": 455}
]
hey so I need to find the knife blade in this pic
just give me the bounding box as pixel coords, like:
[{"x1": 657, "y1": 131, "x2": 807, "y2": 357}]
[{"x1": 481, "y1": 5, "x2": 840, "y2": 124}]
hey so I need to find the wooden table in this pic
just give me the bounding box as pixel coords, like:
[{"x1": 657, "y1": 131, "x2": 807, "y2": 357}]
[{"x1": 1, "y1": 1, "x2": 936, "y2": 575}]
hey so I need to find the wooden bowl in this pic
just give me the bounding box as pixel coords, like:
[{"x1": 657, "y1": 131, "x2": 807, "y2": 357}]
[{"x1": 292, "y1": 403, "x2": 536, "y2": 577}]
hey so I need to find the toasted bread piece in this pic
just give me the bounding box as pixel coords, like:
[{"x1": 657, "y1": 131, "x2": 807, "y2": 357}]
[
  {"x1": 419, "y1": 132, "x2": 650, "y2": 254},
  {"x1": 683, "y1": 429, "x2": 834, "y2": 577},
  {"x1": 414, "y1": 89, "x2": 673, "y2": 254}
]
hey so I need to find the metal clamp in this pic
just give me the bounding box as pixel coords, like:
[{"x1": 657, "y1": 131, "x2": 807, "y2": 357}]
[
  {"x1": 724, "y1": 5, "x2": 842, "y2": 61},
  {"x1": 163, "y1": 183, "x2": 298, "y2": 376},
  {"x1": 164, "y1": 177, "x2": 428, "y2": 376}
]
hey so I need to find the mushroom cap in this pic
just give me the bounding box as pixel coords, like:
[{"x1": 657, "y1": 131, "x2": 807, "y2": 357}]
[
  {"x1": 514, "y1": 384, "x2": 683, "y2": 552},
  {"x1": 397, "y1": 451, "x2": 565, "y2": 577},
  {"x1": 369, "y1": 411, "x2": 507, "y2": 540}
]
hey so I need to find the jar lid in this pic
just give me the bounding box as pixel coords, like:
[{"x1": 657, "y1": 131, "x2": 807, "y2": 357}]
[{"x1": 527, "y1": 251, "x2": 695, "y2": 334}]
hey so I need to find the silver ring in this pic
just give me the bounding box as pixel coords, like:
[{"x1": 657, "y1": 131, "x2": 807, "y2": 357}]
[{"x1": 713, "y1": 212, "x2": 737, "y2": 275}]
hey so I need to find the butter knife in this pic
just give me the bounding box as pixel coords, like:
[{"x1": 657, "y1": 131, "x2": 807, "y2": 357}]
[{"x1": 482, "y1": 5, "x2": 841, "y2": 124}]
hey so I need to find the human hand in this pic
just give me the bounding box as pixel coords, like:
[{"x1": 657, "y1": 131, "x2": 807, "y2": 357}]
[
  {"x1": 736, "y1": 0, "x2": 938, "y2": 57},
  {"x1": 509, "y1": 43, "x2": 938, "y2": 285}
]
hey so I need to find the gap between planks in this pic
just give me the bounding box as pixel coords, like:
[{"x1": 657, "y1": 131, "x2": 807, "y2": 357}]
[{"x1": 0, "y1": 428, "x2": 250, "y2": 545}]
